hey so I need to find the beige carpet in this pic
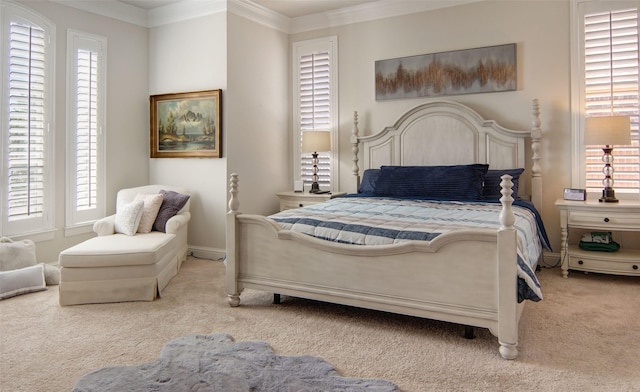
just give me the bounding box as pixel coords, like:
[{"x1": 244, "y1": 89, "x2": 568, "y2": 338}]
[{"x1": 1, "y1": 257, "x2": 639, "y2": 392}]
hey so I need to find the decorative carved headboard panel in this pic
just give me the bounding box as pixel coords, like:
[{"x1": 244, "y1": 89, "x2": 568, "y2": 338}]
[{"x1": 351, "y1": 100, "x2": 542, "y2": 206}]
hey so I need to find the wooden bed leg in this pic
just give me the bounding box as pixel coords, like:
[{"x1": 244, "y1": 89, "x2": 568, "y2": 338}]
[
  {"x1": 227, "y1": 294, "x2": 240, "y2": 307},
  {"x1": 273, "y1": 293, "x2": 281, "y2": 304},
  {"x1": 464, "y1": 326, "x2": 475, "y2": 339},
  {"x1": 499, "y1": 342, "x2": 518, "y2": 360}
]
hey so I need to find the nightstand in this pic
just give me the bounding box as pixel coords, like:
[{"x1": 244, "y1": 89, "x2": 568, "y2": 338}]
[
  {"x1": 555, "y1": 199, "x2": 640, "y2": 278},
  {"x1": 276, "y1": 191, "x2": 346, "y2": 211}
]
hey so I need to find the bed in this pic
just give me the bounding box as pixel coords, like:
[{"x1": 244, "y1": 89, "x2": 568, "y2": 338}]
[{"x1": 226, "y1": 99, "x2": 545, "y2": 359}]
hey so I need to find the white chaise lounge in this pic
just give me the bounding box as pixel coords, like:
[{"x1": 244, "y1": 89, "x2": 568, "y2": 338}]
[{"x1": 58, "y1": 185, "x2": 190, "y2": 306}]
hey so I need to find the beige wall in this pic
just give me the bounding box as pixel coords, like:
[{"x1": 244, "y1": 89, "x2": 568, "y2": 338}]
[
  {"x1": 292, "y1": 0, "x2": 571, "y2": 255},
  {"x1": 226, "y1": 13, "x2": 290, "y2": 217},
  {"x1": 148, "y1": 11, "x2": 289, "y2": 256},
  {"x1": 148, "y1": 13, "x2": 228, "y2": 258},
  {"x1": 225, "y1": 13, "x2": 293, "y2": 214}
]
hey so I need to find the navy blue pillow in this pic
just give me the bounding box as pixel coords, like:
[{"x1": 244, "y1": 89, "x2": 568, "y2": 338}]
[
  {"x1": 482, "y1": 168, "x2": 525, "y2": 200},
  {"x1": 372, "y1": 164, "x2": 489, "y2": 200},
  {"x1": 358, "y1": 169, "x2": 380, "y2": 193}
]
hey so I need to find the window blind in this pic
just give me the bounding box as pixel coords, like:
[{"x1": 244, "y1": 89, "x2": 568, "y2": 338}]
[
  {"x1": 75, "y1": 48, "x2": 99, "y2": 211},
  {"x1": 7, "y1": 22, "x2": 46, "y2": 220},
  {"x1": 299, "y1": 51, "x2": 331, "y2": 188},
  {"x1": 584, "y1": 8, "x2": 639, "y2": 193}
]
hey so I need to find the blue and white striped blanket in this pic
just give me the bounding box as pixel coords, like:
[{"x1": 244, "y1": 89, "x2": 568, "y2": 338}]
[{"x1": 270, "y1": 196, "x2": 546, "y2": 302}]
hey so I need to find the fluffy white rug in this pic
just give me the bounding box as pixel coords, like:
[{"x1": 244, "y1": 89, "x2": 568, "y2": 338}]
[{"x1": 73, "y1": 333, "x2": 399, "y2": 391}]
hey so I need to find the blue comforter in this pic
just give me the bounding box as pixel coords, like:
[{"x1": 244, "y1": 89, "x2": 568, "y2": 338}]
[{"x1": 270, "y1": 196, "x2": 550, "y2": 302}]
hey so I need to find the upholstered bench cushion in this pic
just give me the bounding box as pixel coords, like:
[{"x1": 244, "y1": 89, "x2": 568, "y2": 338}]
[{"x1": 59, "y1": 232, "x2": 175, "y2": 268}]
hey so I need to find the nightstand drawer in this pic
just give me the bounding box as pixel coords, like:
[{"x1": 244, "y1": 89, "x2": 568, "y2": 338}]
[
  {"x1": 569, "y1": 254, "x2": 640, "y2": 276},
  {"x1": 276, "y1": 191, "x2": 347, "y2": 212},
  {"x1": 568, "y1": 211, "x2": 637, "y2": 230},
  {"x1": 279, "y1": 199, "x2": 320, "y2": 210}
]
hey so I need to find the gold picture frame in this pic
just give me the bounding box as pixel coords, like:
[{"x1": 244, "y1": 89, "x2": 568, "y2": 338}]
[{"x1": 150, "y1": 89, "x2": 221, "y2": 158}]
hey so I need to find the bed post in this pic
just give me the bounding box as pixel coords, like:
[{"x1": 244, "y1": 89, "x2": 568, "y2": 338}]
[
  {"x1": 497, "y1": 174, "x2": 518, "y2": 360},
  {"x1": 530, "y1": 99, "x2": 542, "y2": 209},
  {"x1": 351, "y1": 111, "x2": 361, "y2": 191},
  {"x1": 226, "y1": 173, "x2": 241, "y2": 307}
]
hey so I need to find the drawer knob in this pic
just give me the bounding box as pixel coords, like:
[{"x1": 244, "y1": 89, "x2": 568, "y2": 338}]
[
  {"x1": 633, "y1": 265, "x2": 638, "y2": 270},
  {"x1": 603, "y1": 217, "x2": 610, "y2": 223},
  {"x1": 578, "y1": 260, "x2": 584, "y2": 265},
  {"x1": 299, "y1": 203, "x2": 304, "y2": 207}
]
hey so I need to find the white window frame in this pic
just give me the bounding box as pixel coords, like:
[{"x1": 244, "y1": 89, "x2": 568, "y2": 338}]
[
  {"x1": 570, "y1": 0, "x2": 639, "y2": 199},
  {"x1": 292, "y1": 36, "x2": 339, "y2": 192},
  {"x1": 0, "y1": 1, "x2": 55, "y2": 239},
  {"x1": 65, "y1": 30, "x2": 106, "y2": 235}
]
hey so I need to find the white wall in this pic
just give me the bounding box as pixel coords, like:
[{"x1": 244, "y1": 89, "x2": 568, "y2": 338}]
[
  {"x1": 147, "y1": 10, "x2": 289, "y2": 256},
  {"x1": 226, "y1": 13, "x2": 290, "y2": 216},
  {"x1": 16, "y1": 1, "x2": 150, "y2": 262},
  {"x1": 148, "y1": 13, "x2": 227, "y2": 258},
  {"x1": 292, "y1": 0, "x2": 571, "y2": 254}
]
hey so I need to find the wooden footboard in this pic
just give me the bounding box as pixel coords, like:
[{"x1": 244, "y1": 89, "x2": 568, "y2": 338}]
[{"x1": 226, "y1": 173, "x2": 521, "y2": 359}]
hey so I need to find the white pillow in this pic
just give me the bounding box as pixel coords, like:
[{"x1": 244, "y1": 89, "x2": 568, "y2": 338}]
[
  {"x1": 133, "y1": 193, "x2": 164, "y2": 233},
  {"x1": 114, "y1": 200, "x2": 144, "y2": 236},
  {"x1": 0, "y1": 237, "x2": 37, "y2": 271},
  {"x1": 0, "y1": 264, "x2": 46, "y2": 300}
]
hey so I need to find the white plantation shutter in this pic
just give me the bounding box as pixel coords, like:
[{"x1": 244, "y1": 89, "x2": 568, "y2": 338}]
[
  {"x1": 584, "y1": 7, "x2": 639, "y2": 194},
  {"x1": 76, "y1": 48, "x2": 98, "y2": 210},
  {"x1": 293, "y1": 37, "x2": 338, "y2": 191},
  {"x1": 300, "y1": 51, "x2": 331, "y2": 188},
  {"x1": 300, "y1": 53, "x2": 331, "y2": 131},
  {"x1": 67, "y1": 31, "x2": 106, "y2": 227},
  {"x1": 1, "y1": 4, "x2": 54, "y2": 236},
  {"x1": 7, "y1": 23, "x2": 46, "y2": 221}
]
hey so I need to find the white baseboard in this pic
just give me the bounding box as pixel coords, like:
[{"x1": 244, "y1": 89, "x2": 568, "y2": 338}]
[{"x1": 187, "y1": 246, "x2": 225, "y2": 262}]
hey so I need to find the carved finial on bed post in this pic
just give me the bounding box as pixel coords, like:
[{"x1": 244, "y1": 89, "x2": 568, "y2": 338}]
[
  {"x1": 530, "y1": 99, "x2": 542, "y2": 208},
  {"x1": 228, "y1": 173, "x2": 239, "y2": 213},
  {"x1": 499, "y1": 174, "x2": 515, "y2": 230},
  {"x1": 351, "y1": 111, "x2": 361, "y2": 190}
]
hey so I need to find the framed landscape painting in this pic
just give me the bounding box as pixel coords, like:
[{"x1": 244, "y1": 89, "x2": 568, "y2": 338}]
[{"x1": 150, "y1": 89, "x2": 222, "y2": 158}]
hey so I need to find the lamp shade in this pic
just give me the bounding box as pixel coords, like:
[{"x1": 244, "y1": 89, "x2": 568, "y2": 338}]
[
  {"x1": 585, "y1": 115, "x2": 631, "y2": 146},
  {"x1": 302, "y1": 130, "x2": 331, "y2": 152}
]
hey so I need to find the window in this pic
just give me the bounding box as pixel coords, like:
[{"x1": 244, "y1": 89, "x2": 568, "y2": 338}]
[
  {"x1": 66, "y1": 30, "x2": 106, "y2": 231},
  {"x1": 292, "y1": 37, "x2": 338, "y2": 191},
  {"x1": 0, "y1": 3, "x2": 55, "y2": 237},
  {"x1": 573, "y1": 1, "x2": 639, "y2": 197}
]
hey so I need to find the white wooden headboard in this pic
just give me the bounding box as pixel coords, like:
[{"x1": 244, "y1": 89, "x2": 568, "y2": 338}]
[{"x1": 351, "y1": 99, "x2": 542, "y2": 207}]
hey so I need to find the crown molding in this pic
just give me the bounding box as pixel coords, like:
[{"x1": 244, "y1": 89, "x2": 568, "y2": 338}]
[
  {"x1": 147, "y1": 0, "x2": 226, "y2": 28},
  {"x1": 230, "y1": 0, "x2": 483, "y2": 34},
  {"x1": 51, "y1": 0, "x2": 149, "y2": 26},
  {"x1": 51, "y1": 0, "x2": 226, "y2": 28},
  {"x1": 228, "y1": 0, "x2": 290, "y2": 33},
  {"x1": 51, "y1": 0, "x2": 482, "y2": 32},
  {"x1": 290, "y1": 0, "x2": 483, "y2": 34}
]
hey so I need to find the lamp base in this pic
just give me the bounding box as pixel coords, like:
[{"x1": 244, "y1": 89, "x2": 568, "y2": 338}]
[
  {"x1": 309, "y1": 182, "x2": 321, "y2": 193},
  {"x1": 599, "y1": 187, "x2": 619, "y2": 203}
]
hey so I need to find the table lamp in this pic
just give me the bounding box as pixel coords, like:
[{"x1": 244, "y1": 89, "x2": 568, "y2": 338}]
[
  {"x1": 584, "y1": 115, "x2": 631, "y2": 202},
  {"x1": 301, "y1": 130, "x2": 331, "y2": 193}
]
